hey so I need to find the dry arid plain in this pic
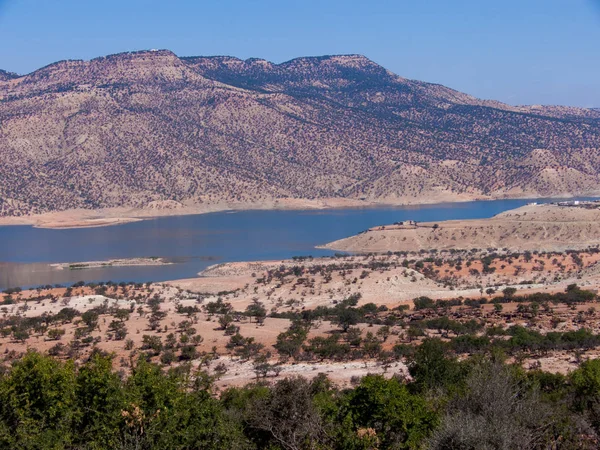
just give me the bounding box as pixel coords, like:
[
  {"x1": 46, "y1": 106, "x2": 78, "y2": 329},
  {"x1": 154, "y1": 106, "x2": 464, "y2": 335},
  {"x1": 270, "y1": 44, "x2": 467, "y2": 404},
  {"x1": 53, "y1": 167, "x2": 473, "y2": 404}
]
[{"x1": 4, "y1": 203, "x2": 600, "y2": 388}]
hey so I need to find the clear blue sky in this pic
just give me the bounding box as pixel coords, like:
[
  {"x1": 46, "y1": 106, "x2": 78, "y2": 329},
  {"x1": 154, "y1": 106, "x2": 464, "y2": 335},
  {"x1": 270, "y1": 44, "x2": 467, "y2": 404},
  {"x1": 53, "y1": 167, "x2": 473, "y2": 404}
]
[{"x1": 1, "y1": 0, "x2": 599, "y2": 107}]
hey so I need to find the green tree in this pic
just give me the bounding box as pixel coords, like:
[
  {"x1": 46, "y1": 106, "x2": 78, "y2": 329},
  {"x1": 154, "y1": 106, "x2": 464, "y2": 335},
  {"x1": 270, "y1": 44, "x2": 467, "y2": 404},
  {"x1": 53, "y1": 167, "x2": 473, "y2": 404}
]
[
  {"x1": 274, "y1": 322, "x2": 309, "y2": 358},
  {"x1": 246, "y1": 300, "x2": 267, "y2": 324},
  {"x1": 141, "y1": 335, "x2": 163, "y2": 356},
  {"x1": 345, "y1": 374, "x2": 438, "y2": 449},
  {"x1": 150, "y1": 389, "x2": 249, "y2": 449},
  {"x1": 0, "y1": 351, "x2": 76, "y2": 448},
  {"x1": 363, "y1": 331, "x2": 382, "y2": 358},
  {"x1": 335, "y1": 307, "x2": 361, "y2": 332},
  {"x1": 408, "y1": 338, "x2": 464, "y2": 392},
  {"x1": 47, "y1": 328, "x2": 66, "y2": 341},
  {"x1": 570, "y1": 358, "x2": 600, "y2": 428},
  {"x1": 114, "y1": 308, "x2": 130, "y2": 322},
  {"x1": 108, "y1": 320, "x2": 128, "y2": 340},
  {"x1": 413, "y1": 296, "x2": 435, "y2": 310},
  {"x1": 56, "y1": 307, "x2": 79, "y2": 323},
  {"x1": 179, "y1": 345, "x2": 198, "y2": 361},
  {"x1": 82, "y1": 310, "x2": 99, "y2": 330},
  {"x1": 376, "y1": 325, "x2": 391, "y2": 342},
  {"x1": 74, "y1": 352, "x2": 124, "y2": 448},
  {"x1": 502, "y1": 287, "x2": 517, "y2": 300},
  {"x1": 12, "y1": 328, "x2": 29, "y2": 343},
  {"x1": 218, "y1": 313, "x2": 234, "y2": 330}
]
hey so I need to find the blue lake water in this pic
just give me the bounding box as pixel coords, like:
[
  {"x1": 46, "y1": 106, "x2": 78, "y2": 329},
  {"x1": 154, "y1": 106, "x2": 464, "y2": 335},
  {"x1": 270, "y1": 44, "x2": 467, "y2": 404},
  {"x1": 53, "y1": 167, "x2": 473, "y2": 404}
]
[{"x1": 0, "y1": 198, "x2": 595, "y2": 290}]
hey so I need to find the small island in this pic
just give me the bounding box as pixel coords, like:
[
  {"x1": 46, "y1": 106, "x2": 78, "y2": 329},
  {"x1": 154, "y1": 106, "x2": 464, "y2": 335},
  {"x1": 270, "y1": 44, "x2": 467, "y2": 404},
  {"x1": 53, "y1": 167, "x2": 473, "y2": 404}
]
[{"x1": 50, "y1": 257, "x2": 171, "y2": 270}]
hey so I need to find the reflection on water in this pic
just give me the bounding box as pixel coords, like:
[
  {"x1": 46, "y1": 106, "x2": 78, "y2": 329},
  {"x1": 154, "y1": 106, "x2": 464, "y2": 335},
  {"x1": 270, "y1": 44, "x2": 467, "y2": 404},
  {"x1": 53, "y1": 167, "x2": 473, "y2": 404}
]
[{"x1": 0, "y1": 198, "x2": 596, "y2": 289}]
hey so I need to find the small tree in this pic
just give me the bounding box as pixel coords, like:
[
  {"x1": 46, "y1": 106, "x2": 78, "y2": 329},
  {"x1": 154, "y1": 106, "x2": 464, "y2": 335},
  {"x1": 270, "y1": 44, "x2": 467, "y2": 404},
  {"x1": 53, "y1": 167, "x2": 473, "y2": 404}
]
[
  {"x1": 376, "y1": 325, "x2": 391, "y2": 342},
  {"x1": 502, "y1": 287, "x2": 517, "y2": 300},
  {"x1": 335, "y1": 307, "x2": 361, "y2": 332},
  {"x1": 179, "y1": 345, "x2": 198, "y2": 361},
  {"x1": 160, "y1": 350, "x2": 177, "y2": 365},
  {"x1": 252, "y1": 354, "x2": 271, "y2": 379},
  {"x1": 274, "y1": 323, "x2": 309, "y2": 358},
  {"x1": 108, "y1": 321, "x2": 128, "y2": 340},
  {"x1": 47, "y1": 328, "x2": 66, "y2": 341},
  {"x1": 218, "y1": 314, "x2": 234, "y2": 330},
  {"x1": 363, "y1": 332, "x2": 382, "y2": 358},
  {"x1": 141, "y1": 335, "x2": 163, "y2": 356},
  {"x1": 246, "y1": 300, "x2": 267, "y2": 324},
  {"x1": 346, "y1": 327, "x2": 363, "y2": 347},
  {"x1": 114, "y1": 308, "x2": 130, "y2": 322},
  {"x1": 413, "y1": 296, "x2": 435, "y2": 310},
  {"x1": 13, "y1": 328, "x2": 30, "y2": 343},
  {"x1": 81, "y1": 310, "x2": 99, "y2": 330}
]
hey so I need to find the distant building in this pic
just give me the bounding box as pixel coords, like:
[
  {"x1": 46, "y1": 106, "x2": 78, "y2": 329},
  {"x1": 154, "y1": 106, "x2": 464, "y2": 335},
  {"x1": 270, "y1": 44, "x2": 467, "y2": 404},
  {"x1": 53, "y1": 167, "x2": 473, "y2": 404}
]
[{"x1": 557, "y1": 200, "x2": 583, "y2": 207}]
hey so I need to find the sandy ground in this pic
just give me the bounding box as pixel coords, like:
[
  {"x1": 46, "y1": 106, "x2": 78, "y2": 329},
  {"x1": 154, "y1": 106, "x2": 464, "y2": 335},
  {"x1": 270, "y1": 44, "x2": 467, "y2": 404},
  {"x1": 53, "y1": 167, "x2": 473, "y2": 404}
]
[
  {"x1": 3, "y1": 282, "x2": 600, "y2": 385},
  {"x1": 1, "y1": 284, "x2": 404, "y2": 388},
  {"x1": 214, "y1": 358, "x2": 407, "y2": 390},
  {"x1": 164, "y1": 250, "x2": 600, "y2": 313},
  {"x1": 169, "y1": 257, "x2": 471, "y2": 310},
  {"x1": 324, "y1": 203, "x2": 600, "y2": 253}
]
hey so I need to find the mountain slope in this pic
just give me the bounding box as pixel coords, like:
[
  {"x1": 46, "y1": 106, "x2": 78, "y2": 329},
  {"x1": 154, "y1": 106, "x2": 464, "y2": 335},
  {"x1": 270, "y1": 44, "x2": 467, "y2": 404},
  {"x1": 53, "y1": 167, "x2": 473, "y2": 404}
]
[
  {"x1": 0, "y1": 70, "x2": 19, "y2": 81},
  {"x1": 1, "y1": 50, "x2": 600, "y2": 217}
]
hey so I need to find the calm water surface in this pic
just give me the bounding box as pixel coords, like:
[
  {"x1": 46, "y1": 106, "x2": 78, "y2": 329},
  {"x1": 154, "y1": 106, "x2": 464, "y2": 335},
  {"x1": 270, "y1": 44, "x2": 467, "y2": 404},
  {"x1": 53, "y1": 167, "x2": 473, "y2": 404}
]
[{"x1": 0, "y1": 198, "x2": 594, "y2": 289}]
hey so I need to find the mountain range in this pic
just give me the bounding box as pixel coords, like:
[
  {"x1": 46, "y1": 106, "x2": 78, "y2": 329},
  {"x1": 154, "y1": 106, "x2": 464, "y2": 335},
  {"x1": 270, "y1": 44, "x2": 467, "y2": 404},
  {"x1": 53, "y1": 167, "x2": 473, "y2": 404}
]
[{"x1": 1, "y1": 49, "x2": 600, "y2": 217}]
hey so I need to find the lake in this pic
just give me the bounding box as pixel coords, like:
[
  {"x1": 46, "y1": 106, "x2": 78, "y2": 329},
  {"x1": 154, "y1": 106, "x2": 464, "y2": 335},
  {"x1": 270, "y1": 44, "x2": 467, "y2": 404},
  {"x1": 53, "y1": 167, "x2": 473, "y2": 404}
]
[{"x1": 0, "y1": 198, "x2": 594, "y2": 290}]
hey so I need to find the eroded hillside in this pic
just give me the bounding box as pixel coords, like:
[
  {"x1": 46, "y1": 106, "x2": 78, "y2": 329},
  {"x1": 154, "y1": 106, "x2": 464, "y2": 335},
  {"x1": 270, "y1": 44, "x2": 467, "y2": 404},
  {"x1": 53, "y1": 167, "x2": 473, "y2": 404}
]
[{"x1": 2, "y1": 50, "x2": 600, "y2": 216}]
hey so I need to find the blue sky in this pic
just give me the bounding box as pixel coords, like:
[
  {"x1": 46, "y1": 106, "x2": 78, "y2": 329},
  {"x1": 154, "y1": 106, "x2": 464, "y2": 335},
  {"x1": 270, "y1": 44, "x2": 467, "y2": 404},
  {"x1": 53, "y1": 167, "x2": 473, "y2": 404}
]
[{"x1": 1, "y1": 0, "x2": 599, "y2": 107}]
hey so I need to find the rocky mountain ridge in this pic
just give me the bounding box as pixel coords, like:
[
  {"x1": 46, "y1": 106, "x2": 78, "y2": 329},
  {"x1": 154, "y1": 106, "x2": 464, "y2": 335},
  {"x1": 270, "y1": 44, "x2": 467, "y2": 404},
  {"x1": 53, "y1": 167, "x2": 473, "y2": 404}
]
[{"x1": 1, "y1": 49, "x2": 600, "y2": 217}]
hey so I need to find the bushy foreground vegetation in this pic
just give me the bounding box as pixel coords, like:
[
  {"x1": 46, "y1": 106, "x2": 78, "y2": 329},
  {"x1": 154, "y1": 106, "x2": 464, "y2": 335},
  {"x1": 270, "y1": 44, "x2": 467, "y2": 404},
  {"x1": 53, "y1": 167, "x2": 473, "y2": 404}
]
[
  {"x1": 3, "y1": 344, "x2": 600, "y2": 449},
  {"x1": 3, "y1": 282, "x2": 600, "y2": 448}
]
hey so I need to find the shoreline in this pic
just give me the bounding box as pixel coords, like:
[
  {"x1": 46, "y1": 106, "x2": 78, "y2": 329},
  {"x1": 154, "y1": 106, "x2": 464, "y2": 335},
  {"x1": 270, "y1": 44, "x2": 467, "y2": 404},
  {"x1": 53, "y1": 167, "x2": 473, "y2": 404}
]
[
  {"x1": 0, "y1": 192, "x2": 596, "y2": 230},
  {"x1": 33, "y1": 217, "x2": 143, "y2": 229}
]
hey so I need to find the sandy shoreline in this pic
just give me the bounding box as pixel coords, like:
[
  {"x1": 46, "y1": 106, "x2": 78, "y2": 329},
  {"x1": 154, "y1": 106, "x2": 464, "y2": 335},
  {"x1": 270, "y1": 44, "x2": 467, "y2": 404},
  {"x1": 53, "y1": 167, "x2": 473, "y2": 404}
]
[
  {"x1": 34, "y1": 217, "x2": 143, "y2": 229},
  {"x1": 0, "y1": 197, "x2": 473, "y2": 229},
  {"x1": 0, "y1": 193, "x2": 589, "y2": 230}
]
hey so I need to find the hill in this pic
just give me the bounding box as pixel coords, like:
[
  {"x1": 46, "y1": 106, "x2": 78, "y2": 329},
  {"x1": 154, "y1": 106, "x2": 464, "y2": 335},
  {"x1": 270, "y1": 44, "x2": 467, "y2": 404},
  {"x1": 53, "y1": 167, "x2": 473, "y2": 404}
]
[
  {"x1": 322, "y1": 203, "x2": 600, "y2": 253},
  {"x1": 0, "y1": 70, "x2": 19, "y2": 81},
  {"x1": 1, "y1": 50, "x2": 600, "y2": 218}
]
